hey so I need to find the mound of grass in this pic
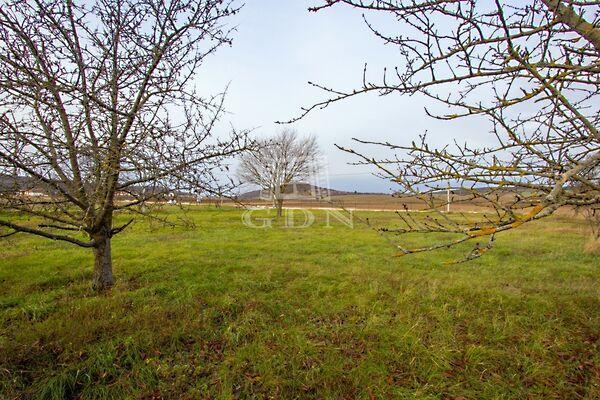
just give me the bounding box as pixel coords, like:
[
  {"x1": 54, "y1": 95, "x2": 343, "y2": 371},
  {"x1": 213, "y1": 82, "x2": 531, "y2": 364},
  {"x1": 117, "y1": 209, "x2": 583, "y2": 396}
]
[{"x1": 0, "y1": 207, "x2": 598, "y2": 399}]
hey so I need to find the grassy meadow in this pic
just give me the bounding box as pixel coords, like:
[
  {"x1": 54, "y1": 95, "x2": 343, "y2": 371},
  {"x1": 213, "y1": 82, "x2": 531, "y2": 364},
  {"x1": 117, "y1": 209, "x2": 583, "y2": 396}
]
[{"x1": 0, "y1": 207, "x2": 598, "y2": 399}]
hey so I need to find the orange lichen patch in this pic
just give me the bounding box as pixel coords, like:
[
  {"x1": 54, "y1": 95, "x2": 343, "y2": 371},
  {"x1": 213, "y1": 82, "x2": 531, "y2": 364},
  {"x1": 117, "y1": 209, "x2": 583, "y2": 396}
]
[
  {"x1": 468, "y1": 204, "x2": 546, "y2": 237},
  {"x1": 489, "y1": 165, "x2": 517, "y2": 172},
  {"x1": 515, "y1": 204, "x2": 545, "y2": 221},
  {"x1": 395, "y1": 204, "x2": 547, "y2": 256},
  {"x1": 510, "y1": 220, "x2": 524, "y2": 229},
  {"x1": 469, "y1": 227, "x2": 498, "y2": 237}
]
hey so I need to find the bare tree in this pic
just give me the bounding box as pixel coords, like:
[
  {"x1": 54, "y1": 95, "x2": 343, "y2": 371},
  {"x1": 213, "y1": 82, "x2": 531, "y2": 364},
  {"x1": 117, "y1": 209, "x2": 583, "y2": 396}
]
[
  {"x1": 291, "y1": 0, "x2": 599, "y2": 261},
  {"x1": 238, "y1": 129, "x2": 320, "y2": 217},
  {"x1": 0, "y1": 0, "x2": 249, "y2": 290}
]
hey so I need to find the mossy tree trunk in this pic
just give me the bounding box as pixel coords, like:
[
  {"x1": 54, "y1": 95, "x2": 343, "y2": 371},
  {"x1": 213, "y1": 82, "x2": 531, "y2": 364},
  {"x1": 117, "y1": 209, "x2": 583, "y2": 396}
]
[{"x1": 91, "y1": 218, "x2": 114, "y2": 291}]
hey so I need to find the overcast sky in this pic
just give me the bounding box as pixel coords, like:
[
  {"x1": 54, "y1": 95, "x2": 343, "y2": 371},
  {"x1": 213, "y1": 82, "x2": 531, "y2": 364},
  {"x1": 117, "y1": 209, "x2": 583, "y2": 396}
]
[{"x1": 200, "y1": 0, "x2": 491, "y2": 193}]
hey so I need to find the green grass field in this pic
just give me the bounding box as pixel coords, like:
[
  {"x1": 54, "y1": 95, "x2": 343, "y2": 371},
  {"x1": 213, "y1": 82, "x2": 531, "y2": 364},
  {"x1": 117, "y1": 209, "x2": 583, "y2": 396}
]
[{"x1": 0, "y1": 207, "x2": 598, "y2": 399}]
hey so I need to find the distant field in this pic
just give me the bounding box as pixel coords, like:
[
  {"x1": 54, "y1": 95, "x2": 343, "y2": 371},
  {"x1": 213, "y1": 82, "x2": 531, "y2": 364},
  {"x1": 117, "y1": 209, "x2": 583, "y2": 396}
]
[
  {"x1": 0, "y1": 207, "x2": 598, "y2": 399},
  {"x1": 225, "y1": 194, "x2": 413, "y2": 211},
  {"x1": 218, "y1": 193, "x2": 527, "y2": 212}
]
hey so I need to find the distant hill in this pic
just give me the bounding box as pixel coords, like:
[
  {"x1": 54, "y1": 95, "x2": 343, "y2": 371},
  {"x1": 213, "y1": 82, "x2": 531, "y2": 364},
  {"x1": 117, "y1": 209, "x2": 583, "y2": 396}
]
[{"x1": 238, "y1": 182, "x2": 386, "y2": 200}]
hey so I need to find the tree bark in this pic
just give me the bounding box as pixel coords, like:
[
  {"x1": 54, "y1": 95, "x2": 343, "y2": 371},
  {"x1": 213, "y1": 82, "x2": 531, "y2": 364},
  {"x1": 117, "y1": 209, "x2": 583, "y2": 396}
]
[
  {"x1": 91, "y1": 220, "x2": 114, "y2": 291},
  {"x1": 276, "y1": 198, "x2": 284, "y2": 217}
]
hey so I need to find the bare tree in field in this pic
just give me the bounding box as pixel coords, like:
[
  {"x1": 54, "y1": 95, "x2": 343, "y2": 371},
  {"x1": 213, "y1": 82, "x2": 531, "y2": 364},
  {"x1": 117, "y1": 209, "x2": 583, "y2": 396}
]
[
  {"x1": 238, "y1": 129, "x2": 320, "y2": 217},
  {"x1": 0, "y1": 0, "x2": 249, "y2": 290},
  {"x1": 291, "y1": 0, "x2": 600, "y2": 261}
]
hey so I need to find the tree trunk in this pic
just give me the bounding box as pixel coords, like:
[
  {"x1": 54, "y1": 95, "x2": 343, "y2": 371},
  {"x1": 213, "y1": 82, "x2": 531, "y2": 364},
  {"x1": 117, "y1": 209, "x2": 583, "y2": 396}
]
[
  {"x1": 91, "y1": 220, "x2": 114, "y2": 291},
  {"x1": 274, "y1": 184, "x2": 286, "y2": 218}
]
